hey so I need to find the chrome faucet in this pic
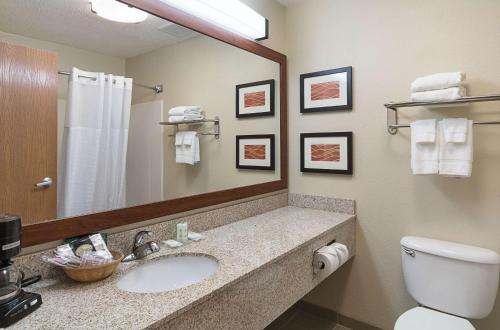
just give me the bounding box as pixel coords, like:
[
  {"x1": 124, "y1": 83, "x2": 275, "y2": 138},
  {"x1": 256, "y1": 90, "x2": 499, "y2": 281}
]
[{"x1": 122, "y1": 230, "x2": 160, "y2": 262}]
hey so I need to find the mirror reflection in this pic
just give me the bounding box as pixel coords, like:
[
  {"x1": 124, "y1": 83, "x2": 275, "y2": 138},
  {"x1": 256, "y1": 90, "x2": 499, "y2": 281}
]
[{"x1": 0, "y1": 0, "x2": 280, "y2": 225}]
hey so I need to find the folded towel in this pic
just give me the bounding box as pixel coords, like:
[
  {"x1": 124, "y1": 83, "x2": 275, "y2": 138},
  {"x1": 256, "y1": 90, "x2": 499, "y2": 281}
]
[
  {"x1": 168, "y1": 114, "x2": 205, "y2": 123},
  {"x1": 175, "y1": 131, "x2": 185, "y2": 146},
  {"x1": 438, "y1": 120, "x2": 473, "y2": 177},
  {"x1": 182, "y1": 131, "x2": 196, "y2": 146},
  {"x1": 169, "y1": 116, "x2": 184, "y2": 123},
  {"x1": 442, "y1": 118, "x2": 468, "y2": 143},
  {"x1": 411, "y1": 121, "x2": 439, "y2": 175},
  {"x1": 411, "y1": 72, "x2": 466, "y2": 93},
  {"x1": 175, "y1": 131, "x2": 200, "y2": 165},
  {"x1": 410, "y1": 119, "x2": 436, "y2": 143},
  {"x1": 169, "y1": 106, "x2": 202, "y2": 116},
  {"x1": 410, "y1": 86, "x2": 466, "y2": 102}
]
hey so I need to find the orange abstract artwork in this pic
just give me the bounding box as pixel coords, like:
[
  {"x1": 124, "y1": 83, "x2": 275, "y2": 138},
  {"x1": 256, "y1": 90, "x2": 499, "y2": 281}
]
[
  {"x1": 244, "y1": 91, "x2": 266, "y2": 107},
  {"x1": 310, "y1": 81, "x2": 340, "y2": 100},
  {"x1": 311, "y1": 144, "x2": 340, "y2": 161},
  {"x1": 244, "y1": 144, "x2": 266, "y2": 160}
]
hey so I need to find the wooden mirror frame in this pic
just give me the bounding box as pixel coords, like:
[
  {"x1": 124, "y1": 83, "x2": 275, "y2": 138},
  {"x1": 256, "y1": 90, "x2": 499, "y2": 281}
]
[{"x1": 21, "y1": 0, "x2": 288, "y2": 247}]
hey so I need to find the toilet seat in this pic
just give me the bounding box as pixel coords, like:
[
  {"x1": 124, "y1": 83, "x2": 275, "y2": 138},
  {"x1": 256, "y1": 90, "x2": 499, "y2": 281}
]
[{"x1": 395, "y1": 307, "x2": 475, "y2": 330}]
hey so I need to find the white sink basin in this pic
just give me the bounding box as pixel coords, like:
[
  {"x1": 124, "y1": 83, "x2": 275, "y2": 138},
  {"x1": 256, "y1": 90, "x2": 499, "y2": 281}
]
[{"x1": 117, "y1": 254, "x2": 218, "y2": 293}]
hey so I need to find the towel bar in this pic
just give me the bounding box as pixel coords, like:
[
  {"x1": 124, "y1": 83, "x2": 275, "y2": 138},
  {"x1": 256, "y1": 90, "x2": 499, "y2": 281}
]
[
  {"x1": 388, "y1": 121, "x2": 500, "y2": 130},
  {"x1": 384, "y1": 94, "x2": 500, "y2": 134}
]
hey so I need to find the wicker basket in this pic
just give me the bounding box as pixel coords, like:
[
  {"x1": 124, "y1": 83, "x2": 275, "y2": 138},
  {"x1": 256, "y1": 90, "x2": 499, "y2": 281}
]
[{"x1": 62, "y1": 250, "x2": 124, "y2": 283}]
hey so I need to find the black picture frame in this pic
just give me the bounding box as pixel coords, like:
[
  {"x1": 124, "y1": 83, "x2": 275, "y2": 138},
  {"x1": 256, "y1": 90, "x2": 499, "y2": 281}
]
[
  {"x1": 300, "y1": 66, "x2": 352, "y2": 113},
  {"x1": 236, "y1": 134, "x2": 275, "y2": 170},
  {"x1": 300, "y1": 132, "x2": 353, "y2": 174},
  {"x1": 236, "y1": 79, "x2": 275, "y2": 118}
]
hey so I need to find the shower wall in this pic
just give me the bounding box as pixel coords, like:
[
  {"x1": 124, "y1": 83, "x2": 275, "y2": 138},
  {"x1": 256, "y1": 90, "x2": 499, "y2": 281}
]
[{"x1": 127, "y1": 101, "x2": 165, "y2": 207}]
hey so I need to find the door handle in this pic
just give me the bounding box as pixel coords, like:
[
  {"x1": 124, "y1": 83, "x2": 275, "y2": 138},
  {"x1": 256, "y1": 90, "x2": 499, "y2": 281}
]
[{"x1": 35, "y1": 177, "x2": 52, "y2": 189}]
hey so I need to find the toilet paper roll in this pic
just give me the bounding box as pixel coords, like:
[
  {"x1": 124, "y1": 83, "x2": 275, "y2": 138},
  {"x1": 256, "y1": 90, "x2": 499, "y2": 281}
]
[
  {"x1": 318, "y1": 245, "x2": 346, "y2": 265},
  {"x1": 331, "y1": 243, "x2": 349, "y2": 265},
  {"x1": 318, "y1": 245, "x2": 337, "y2": 255},
  {"x1": 313, "y1": 250, "x2": 340, "y2": 276}
]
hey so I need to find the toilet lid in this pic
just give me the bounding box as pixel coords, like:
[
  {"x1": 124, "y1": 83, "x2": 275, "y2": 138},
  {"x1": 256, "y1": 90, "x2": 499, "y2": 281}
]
[{"x1": 395, "y1": 307, "x2": 475, "y2": 330}]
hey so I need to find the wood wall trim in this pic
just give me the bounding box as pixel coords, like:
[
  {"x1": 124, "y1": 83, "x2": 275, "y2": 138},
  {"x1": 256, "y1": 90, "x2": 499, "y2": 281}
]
[{"x1": 21, "y1": 0, "x2": 288, "y2": 247}]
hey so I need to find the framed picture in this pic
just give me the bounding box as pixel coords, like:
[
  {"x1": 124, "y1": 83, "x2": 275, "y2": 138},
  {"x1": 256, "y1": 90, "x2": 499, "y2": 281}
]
[
  {"x1": 236, "y1": 79, "x2": 275, "y2": 118},
  {"x1": 300, "y1": 66, "x2": 352, "y2": 113},
  {"x1": 300, "y1": 132, "x2": 352, "y2": 174},
  {"x1": 236, "y1": 134, "x2": 275, "y2": 170}
]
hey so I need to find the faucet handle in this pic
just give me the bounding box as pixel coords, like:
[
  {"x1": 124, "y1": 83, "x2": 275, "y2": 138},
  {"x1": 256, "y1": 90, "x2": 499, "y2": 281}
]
[
  {"x1": 149, "y1": 241, "x2": 160, "y2": 253},
  {"x1": 134, "y1": 230, "x2": 153, "y2": 247}
]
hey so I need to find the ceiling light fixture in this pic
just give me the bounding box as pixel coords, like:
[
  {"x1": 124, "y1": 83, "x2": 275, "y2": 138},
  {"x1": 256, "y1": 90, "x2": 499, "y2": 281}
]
[
  {"x1": 90, "y1": 0, "x2": 148, "y2": 24},
  {"x1": 159, "y1": 0, "x2": 268, "y2": 40}
]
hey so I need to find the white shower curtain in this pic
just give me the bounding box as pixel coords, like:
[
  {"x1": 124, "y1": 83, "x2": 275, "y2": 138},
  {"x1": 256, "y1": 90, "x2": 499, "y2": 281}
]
[{"x1": 58, "y1": 68, "x2": 132, "y2": 218}]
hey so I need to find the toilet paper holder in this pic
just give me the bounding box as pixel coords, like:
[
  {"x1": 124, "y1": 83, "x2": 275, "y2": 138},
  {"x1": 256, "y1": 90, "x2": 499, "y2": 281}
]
[
  {"x1": 312, "y1": 239, "x2": 336, "y2": 273},
  {"x1": 313, "y1": 239, "x2": 350, "y2": 276}
]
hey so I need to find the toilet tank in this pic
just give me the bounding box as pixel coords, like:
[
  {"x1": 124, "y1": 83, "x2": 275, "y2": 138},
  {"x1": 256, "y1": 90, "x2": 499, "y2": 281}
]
[{"x1": 401, "y1": 236, "x2": 500, "y2": 319}]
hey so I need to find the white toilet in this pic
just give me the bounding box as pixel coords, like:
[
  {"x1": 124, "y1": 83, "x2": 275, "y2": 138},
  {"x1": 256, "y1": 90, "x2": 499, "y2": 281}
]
[{"x1": 395, "y1": 236, "x2": 500, "y2": 330}]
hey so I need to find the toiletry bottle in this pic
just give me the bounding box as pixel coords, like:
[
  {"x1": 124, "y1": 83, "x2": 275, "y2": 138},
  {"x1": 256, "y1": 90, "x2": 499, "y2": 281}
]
[
  {"x1": 176, "y1": 223, "x2": 183, "y2": 242},
  {"x1": 182, "y1": 223, "x2": 189, "y2": 241}
]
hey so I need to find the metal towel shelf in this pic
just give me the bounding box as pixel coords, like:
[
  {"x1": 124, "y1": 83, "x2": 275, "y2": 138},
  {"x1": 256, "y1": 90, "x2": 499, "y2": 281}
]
[
  {"x1": 159, "y1": 117, "x2": 220, "y2": 140},
  {"x1": 384, "y1": 94, "x2": 500, "y2": 134}
]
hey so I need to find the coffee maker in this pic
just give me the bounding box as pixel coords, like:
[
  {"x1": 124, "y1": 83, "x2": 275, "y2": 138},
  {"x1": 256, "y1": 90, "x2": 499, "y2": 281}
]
[{"x1": 0, "y1": 214, "x2": 42, "y2": 327}]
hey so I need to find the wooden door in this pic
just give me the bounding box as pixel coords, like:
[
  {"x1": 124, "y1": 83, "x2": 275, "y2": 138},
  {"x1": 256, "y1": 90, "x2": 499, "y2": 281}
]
[{"x1": 0, "y1": 42, "x2": 58, "y2": 225}]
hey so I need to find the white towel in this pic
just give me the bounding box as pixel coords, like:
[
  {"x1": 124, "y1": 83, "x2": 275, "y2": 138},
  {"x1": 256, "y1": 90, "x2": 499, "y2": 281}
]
[
  {"x1": 175, "y1": 131, "x2": 200, "y2": 165},
  {"x1": 168, "y1": 114, "x2": 205, "y2": 123},
  {"x1": 411, "y1": 72, "x2": 466, "y2": 93},
  {"x1": 410, "y1": 86, "x2": 466, "y2": 102},
  {"x1": 410, "y1": 119, "x2": 436, "y2": 143},
  {"x1": 411, "y1": 120, "x2": 439, "y2": 175},
  {"x1": 442, "y1": 118, "x2": 468, "y2": 143},
  {"x1": 175, "y1": 131, "x2": 184, "y2": 146},
  {"x1": 168, "y1": 106, "x2": 202, "y2": 116},
  {"x1": 438, "y1": 120, "x2": 473, "y2": 177},
  {"x1": 182, "y1": 131, "x2": 196, "y2": 146}
]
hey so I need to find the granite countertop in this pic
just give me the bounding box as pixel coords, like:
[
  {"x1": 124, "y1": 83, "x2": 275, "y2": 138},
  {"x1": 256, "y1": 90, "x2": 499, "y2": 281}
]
[{"x1": 11, "y1": 206, "x2": 355, "y2": 330}]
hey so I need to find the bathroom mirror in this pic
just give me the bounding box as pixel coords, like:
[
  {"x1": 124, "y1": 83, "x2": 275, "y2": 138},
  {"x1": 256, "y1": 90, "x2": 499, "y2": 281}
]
[{"x1": 0, "y1": 0, "x2": 287, "y2": 246}]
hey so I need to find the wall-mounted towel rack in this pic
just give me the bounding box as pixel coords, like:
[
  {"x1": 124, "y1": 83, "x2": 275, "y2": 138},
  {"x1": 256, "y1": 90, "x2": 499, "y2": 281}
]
[
  {"x1": 384, "y1": 94, "x2": 500, "y2": 134},
  {"x1": 160, "y1": 117, "x2": 220, "y2": 140}
]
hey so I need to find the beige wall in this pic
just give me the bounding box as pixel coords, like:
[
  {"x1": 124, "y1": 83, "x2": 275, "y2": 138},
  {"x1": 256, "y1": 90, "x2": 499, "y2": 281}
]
[
  {"x1": 0, "y1": 31, "x2": 125, "y2": 99},
  {"x1": 125, "y1": 35, "x2": 281, "y2": 200},
  {"x1": 283, "y1": 0, "x2": 500, "y2": 329}
]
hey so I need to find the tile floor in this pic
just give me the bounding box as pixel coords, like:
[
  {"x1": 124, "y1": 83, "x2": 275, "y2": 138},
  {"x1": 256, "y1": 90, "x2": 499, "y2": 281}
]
[{"x1": 265, "y1": 304, "x2": 351, "y2": 330}]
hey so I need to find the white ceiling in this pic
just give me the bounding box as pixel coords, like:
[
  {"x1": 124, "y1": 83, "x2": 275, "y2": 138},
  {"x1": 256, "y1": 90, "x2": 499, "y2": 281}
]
[{"x1": 0, "y1": 0, "x2": 199, "y2": 58}]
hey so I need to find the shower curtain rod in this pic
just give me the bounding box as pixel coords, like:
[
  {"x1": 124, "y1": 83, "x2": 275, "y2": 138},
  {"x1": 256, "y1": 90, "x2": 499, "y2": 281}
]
[{"x1": 58, "y1": 70, "x2": 163, "y2": 94}]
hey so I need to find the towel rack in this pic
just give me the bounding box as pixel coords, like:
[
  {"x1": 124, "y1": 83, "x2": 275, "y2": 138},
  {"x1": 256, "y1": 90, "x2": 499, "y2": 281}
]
[
  {"x1": 159, "y1": 117, "x2": 220, "y2": 140},
  {"x1": 384, "y1": 94, "x2": 500, "y2": 134}
]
